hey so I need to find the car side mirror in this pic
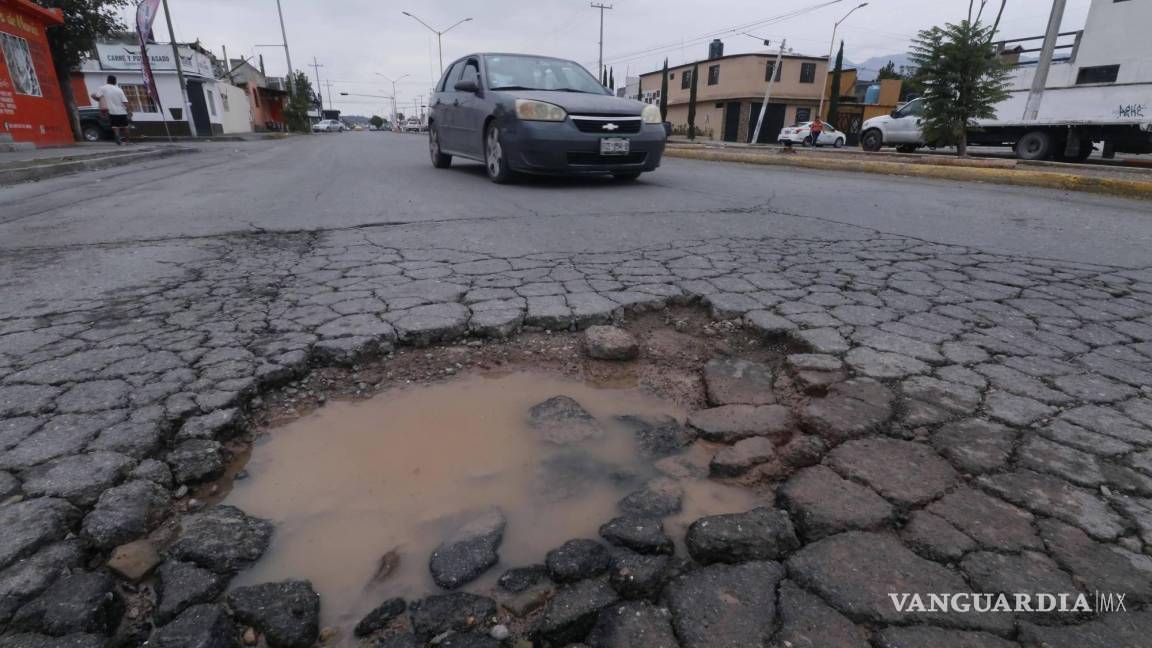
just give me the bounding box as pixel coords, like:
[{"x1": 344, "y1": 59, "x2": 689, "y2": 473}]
[
  {"x1": 454, "y1": 79, "x2": 480, "y2": 93},
  {"x1": 890, "y1": 109, "x2": 900, "y2": 118}
]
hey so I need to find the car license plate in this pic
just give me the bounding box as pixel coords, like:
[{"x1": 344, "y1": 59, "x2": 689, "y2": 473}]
[{"x1": 600, "y1": 137, "x2": 630, "y2": 156}]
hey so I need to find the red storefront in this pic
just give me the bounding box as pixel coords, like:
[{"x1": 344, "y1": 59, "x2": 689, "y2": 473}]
[{"x1": 0, "y1": 0, "x2": 72, "y2": 147}]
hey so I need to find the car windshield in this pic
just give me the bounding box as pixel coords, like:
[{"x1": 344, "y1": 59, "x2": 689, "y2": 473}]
[{"x1": 485, "y1": 55, "x2": 607, "y2": 94}]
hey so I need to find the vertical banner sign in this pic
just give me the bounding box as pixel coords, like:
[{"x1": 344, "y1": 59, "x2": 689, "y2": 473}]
[{"x1": 136, "y1": 0, "x2": 163, "y2": 108}]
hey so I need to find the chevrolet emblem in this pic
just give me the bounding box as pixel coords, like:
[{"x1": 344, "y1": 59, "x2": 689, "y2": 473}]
[{"x1": 602, "y1": 123, "x2": 620, "y2": 131}]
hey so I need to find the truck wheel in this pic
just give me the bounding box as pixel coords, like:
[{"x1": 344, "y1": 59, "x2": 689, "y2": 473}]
[
  {"x1": 1015, "y1": 131, "x2": 1053, "y2": 161},
  {"x1": 1057, "y1": 138, "x2": 1094, "y2": 162},
  {"x1": 860, "y1": 130, "x2": 883, "y2": 152},
  {"x1": 82, "y1": 125, "x2": 102, "y2": 142}
]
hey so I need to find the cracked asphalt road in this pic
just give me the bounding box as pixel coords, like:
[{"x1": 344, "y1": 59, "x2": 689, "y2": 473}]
[{"x1": 2, "y1": 132, "x2": 1152, "y2": 644}]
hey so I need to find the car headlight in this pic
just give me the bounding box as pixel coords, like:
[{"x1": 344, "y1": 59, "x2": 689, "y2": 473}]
[
  {"x1": 642, "y1": 104, "x2": 662, "y2": 124},
  {"x1": 515, "y1": 99, "x2": 567, "y2": 122}
]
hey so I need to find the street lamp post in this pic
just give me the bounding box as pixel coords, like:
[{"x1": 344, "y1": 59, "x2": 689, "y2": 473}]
[
  {"x1": 401, "y1": 12, "x2": 473, "y2": 75},
  {"x1": 817, "y1": 2, "x2": 868, "y2": 122},
  {"x1": 274, "y1": 0, "x2": 295, "y2": 95},
  {"x1": 376, "y1": 73, "x2": 410, "y2": 127}
]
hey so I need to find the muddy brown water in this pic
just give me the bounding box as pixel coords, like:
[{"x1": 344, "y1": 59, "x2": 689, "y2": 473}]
[{"x1": 226, "y1": 370, "x2": 761, "y2": 628}]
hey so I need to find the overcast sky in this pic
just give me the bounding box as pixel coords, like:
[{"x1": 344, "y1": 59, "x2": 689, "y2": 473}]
[{"x1": 136, "y1": 0, "x2": 1092, "y2": 116}]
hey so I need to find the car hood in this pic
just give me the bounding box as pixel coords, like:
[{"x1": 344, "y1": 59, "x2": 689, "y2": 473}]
[
  {"x1": 495, "y1": 90, "x2": 645, "y2": 116},
  {"x1": 863, "y1": 115, "x2": 892, "y2": 129}
]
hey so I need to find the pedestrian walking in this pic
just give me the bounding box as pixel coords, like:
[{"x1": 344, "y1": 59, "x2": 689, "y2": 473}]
[
  {"x1": 808, "y1": 118, "x2": 823, "y2": 147},
  {"x1": 92, "y1": 75, "x2": 132, "y2": 145}
]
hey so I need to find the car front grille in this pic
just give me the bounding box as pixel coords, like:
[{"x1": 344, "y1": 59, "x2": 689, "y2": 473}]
[
  {"x1": 567, "y1": 152, "x2": 648, "y2": 166},
  {"x1": 570, "y1": 116, "x2": 643, "y2": 134}
]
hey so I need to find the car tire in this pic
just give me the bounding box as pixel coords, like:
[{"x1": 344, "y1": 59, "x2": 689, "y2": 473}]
[
  {"x1": 861, "y1": 130, "x2": 883, "y2": 152},
  {"x1": 484, "y1": 122, "x2": 514, "y2": 184},
  {"x1": 612, "y1": 172, "x2": 641, "y2": 182},
  {"x1": 429, "y1": 126, "x2": 452, "y2": 169},
  {"x1": 834, "y1": 137, "x2": 845, "y2": 148},
  {"x1": 803, "y1": 136, "x2": 814, "y2": 147},
  {"x1": 1015, "y1": 131, "x2": 1053, "y2": 161},
  {"x1": 81, "y1": 125, "x2": 102, "y2": 143}
]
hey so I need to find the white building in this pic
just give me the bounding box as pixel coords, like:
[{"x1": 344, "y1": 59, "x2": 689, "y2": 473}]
[
  {"x1": 76, "y1": 39, "x2": 246, "y2": 136},
  {"x1": 995, "y1": 0, "x2": 1151, "y2": 122}
]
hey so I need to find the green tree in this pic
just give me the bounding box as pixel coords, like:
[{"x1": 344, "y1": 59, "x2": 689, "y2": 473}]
[
  {"x1": 686, "y1": 64, "x2": 699, "y2": 140},
  {"x1": 370, "y1": 115, "x2": 385, "y2": 129},
  {"x1": 283, "y1": 70, "x2": 317, "y2": 133},
  {"x1": 876, "y1": 60, "x2": 902, "y2": 80},
  {"x1": 909, "y1": 0, "x2": 1009, "y2": 156},
  {"x1": 35, "y1": 0, "x2": 131, "y2": 140},
  {"x1": 658, "y1": 58, "x2": 669, "y2": 122},
  {"x1": 827, "y1": 41, "x2": 845, "y2": 128}
]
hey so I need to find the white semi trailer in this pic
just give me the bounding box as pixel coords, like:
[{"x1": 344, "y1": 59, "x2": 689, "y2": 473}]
[{"x1": 860, "y1": 0, "x2": 1152, "y2": 161}]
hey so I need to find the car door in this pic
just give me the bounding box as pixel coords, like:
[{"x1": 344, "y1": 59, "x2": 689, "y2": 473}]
[
  {"x1": 454, "y1": 58, "x2": 486, "y2": 159},
  {"x1": 886, "y1": 99, "x2": 924, "y2": 144},
  {"x1": 433, "y1": 60, "x2": 466, "y2": 153}
]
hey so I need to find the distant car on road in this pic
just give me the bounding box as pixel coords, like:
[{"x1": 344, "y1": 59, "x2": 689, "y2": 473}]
[
  {"x1": 312, "y1": 119, "x2": 345, "y2": 133},
  {"x1": 402, "y1": 118, "x2": 424, "y2": 133},
  {"x1": 778, "y1": 121, "x2": 846, "y2": 148},
  {"x1": 428, "y1": 52, "x2": 666, "y2": 183}
]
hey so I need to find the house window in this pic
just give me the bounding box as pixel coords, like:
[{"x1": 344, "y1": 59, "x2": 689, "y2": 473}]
[
  {"x1": 207, "y1": 90, "x2": 217, "y2": 116},
  {"x1": 765, "y1": 61, "x2": 782, "y2": 82},
  {"x1": 800, "y1": 62, "x2": 817, "y2": 83},
  {"x1": 121, "y1": 84, "x2": 158, "y2": 113},
  {"x1": 1076, "y1": 65, "x2": 1119, "y2": 84},
  {"x1": 1, "y1": 33, "x2": 42, "y2": 96},
  {"x1": 708, "y1": 64, "x2": 720, "y2": 85},
  {"x1": 795, "y1": 107, "x2": 812, "y2": 123},
  {"x1": 681, "y1": 69, "x2": 692, "y2": 89}
]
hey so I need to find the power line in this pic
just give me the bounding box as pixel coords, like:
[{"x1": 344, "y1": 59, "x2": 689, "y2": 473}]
[{"x1": 595, "y1": 0, "x2": 843, "y2": 68}]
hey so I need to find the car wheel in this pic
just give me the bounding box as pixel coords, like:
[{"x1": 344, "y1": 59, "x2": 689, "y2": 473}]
[
  {"x1": 1014, "y1": 131, "x2": 1054, "y2": 160},
  {"x1": 485, "y1": 123, "x2": 514, "y2": 184},
  {"x1": 429, "y1": 126, "x2": 452, "y2": 169},
  {"x1": 612, "y1": 172, "x2": 641, "y2": 182},
  {"x1": 802, "y1": 136, "x2": 813, "y2": 147},
  {"x1": 81, "y1": 125, "x2": 102, "y2": 143},
  {"x1": 860, "y1": 130, "x2": 883, "y2": 152},
  {"x1": 833, "y1": 137, "x2": 845, "y2": 148}
]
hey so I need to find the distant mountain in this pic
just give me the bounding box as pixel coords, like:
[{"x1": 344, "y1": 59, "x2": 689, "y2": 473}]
[{"x1": 850, "y1": 53, "x2": 916, "y2": 80}]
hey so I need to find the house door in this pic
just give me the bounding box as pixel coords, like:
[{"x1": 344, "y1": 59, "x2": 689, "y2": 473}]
[
  {"x1": 186, "y1": 80, "x2": 212, "y2": 137},
  {"x1": 722, "y1": 102, "x2": 741, "y2": 142},
  {"x1": 747, "y1": 102, "x2": 786, "y2": 143}
]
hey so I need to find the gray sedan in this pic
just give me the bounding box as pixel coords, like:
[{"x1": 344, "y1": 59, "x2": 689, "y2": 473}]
[{"x1": 428, "y1": 53, "x2": 666, "y2": 183}]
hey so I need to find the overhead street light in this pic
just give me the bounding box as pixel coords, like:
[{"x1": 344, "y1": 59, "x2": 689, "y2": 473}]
[
  {"x1": 401, "y1": 11, "x2": 473, "y2": 75},
  {"x1": 817, "y1": 2, "x2": 868, "y2": 123},
  {"x1": 377, "y1": 73, "x2": 411, "y2": 125}
]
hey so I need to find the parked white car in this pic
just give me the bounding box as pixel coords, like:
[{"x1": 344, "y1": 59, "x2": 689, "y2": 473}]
[
  {"x1": 778, "y1": 121, "x2": 846, "y2": 148},
  {"x1": 312, "y1": 119, "x2": 345, "y2": 133}
]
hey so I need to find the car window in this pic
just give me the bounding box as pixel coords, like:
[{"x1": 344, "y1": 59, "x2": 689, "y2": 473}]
[
  {"x1": 440, "y1": 60, "x2": 465, "y2": 91},
  {"x1": 460, "y1": 60, "x2": 481, "y2": 86},
  {"x1": 896, "y1": 99, "x2": 924, "y2": 118},
  {"x1": 484, "y1": 54, "x2": 606, "y2": 94}
]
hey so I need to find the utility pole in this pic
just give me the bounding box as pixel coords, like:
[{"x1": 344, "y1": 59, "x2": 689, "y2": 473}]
[
  {"x1": 161, "y1": 0, "x2": 197, "y2": 137},
  {"x1": 324, "y1": 81, "x2": 336, "y2": 110},
  {"x1": 275, "y1": 0, "x2": 296, "y2": 96},
  {"x1": 591, "y1": 3, "x2": 613, "y2": 80},
  {"x1": 751, "y1": 39, "x2": 786, "y2": 145},
  {"x1": 309, "y1": 57, "x2": 325, "y2": 112},
  {"x1": 1023, "y1": 0, "x2": 1067, "y2": 120}
]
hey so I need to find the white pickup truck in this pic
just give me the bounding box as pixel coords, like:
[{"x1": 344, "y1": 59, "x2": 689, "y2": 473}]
[{"x1": 860, "y1": 0, "x2": 1152, "y2": 161}]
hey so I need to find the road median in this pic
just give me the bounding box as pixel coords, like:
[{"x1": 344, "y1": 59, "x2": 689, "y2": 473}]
[{"x1": 665, "y1": 146, "x2": 1152, "y2": 201}]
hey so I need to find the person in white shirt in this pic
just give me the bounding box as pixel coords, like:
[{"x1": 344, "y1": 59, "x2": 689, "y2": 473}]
[{"x1": 91, "y1": 75, "x2": 132, "y2": 145}]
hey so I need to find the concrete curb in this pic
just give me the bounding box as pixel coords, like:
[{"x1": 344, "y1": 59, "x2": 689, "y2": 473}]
[
  {"x1": 0, "y1": 147, "x2": 198, "y2": 186},
  {"x1": 665, "y1": 147, "x2": 1152, "y2": 201}
]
